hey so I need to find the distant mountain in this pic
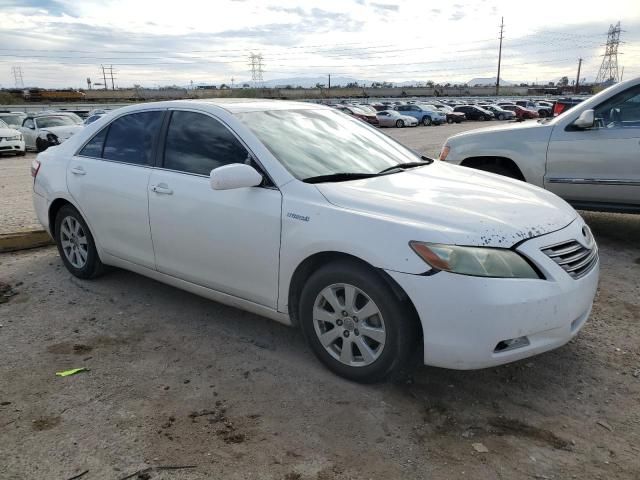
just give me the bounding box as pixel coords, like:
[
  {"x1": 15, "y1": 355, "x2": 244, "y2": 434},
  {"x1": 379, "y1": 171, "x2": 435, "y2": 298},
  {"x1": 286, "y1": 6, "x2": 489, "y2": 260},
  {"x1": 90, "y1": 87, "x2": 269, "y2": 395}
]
[
  {"x1": 260, "y1": 76, "x2": 374, "y2": 88},
  {"x1": 466, "y1": 77, "x2": 513, "y2": 86}
]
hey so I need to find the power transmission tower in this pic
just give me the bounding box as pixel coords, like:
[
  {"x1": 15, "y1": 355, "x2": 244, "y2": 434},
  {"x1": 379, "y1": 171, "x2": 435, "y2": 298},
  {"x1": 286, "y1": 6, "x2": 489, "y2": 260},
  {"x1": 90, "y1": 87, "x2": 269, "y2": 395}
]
[
  {"x1": 496, "y1": 17, "x2": 504, "y2": 96},
  {"x1": 11, "y1": 66, "x2": 24, "y2": 88},
  {"x1": 248, "y1": 52, "x2": 264, "y2": 88},
  {"x1": 595, "y1": 22, "x2": 622, "y2": 85}
]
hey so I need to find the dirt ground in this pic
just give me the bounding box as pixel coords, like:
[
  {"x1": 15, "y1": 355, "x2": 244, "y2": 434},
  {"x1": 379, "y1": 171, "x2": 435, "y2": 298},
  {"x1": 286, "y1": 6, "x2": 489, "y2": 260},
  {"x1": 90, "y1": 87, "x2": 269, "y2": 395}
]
[
  {"x1": 1, "y1": 120, "x2": 639, "y2": 479},
  {"x1": 1, "y1": 210, "x2": 639, "y2": 480}
]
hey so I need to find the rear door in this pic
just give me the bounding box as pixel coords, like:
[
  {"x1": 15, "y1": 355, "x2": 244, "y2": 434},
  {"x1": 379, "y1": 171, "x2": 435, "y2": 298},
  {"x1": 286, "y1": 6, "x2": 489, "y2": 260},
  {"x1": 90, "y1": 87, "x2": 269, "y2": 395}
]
[
  {"x1": 546, "y1": 84, "x2": 640, "y2": 208},
  {"x1": 20, "y1": 118, "x2": 37, "y2": 149},
  {"x1": 67, "y1": 110, "x2": 165, "y2": 268}
]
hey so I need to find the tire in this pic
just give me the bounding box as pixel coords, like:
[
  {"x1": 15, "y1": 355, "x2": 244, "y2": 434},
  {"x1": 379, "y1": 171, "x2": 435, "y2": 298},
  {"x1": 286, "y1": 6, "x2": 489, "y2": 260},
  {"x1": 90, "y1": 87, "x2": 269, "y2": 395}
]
[
  {"x1": 396, "y1": 119, "x2": 404, "y2": 128},
  {"x1": 299, "y1": 260, "x2": 417, "y2": 383},
  {"x1": 421, "y1": 116, "x2": 432, "y2": 126},
  {"x1": 539, "y1": 110, "x2": 548, "y2": 118},
  {"x1": 447, "y1": 117, "x2": 454, "y2": 124},
  {"x1": 497, "y1": 114, "x2": 505, "y2": 120},
  {"x1": 16, "y1": 150, "x2": 26, "y2": 156},
  {"x1": 54, "y1": 205, "x2": 105, "y2": 279},
  {"x1": 36, "y1": 137, "x2": 49, "y2": 153}
]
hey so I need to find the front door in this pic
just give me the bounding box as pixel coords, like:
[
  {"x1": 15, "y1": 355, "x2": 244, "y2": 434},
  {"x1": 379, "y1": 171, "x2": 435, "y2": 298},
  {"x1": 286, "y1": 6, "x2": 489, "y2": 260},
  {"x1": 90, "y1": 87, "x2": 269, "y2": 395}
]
[
  {"x1": 546, "y1": 84, "x2": 640, "y2": 207},
  {"x1": 20, "y1": 118, "x2": 37, "y2": 149},
  {"x1": 67, "y1": 110, "x2": 164, "y2": 269},
  {"x1": 148, "y1": 110, "x2": 282, "y2": 308}
]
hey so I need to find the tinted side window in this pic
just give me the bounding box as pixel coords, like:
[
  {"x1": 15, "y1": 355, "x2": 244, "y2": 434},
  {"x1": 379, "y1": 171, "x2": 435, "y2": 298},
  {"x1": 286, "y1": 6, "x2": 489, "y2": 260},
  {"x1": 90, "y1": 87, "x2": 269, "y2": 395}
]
[
  {"x1": 23, "y1": 118, "x2": 35, "y2": 129},
  {"x1": 163, "y1": 111, "x2": 248, "y2": 176},
  {"x1": 103, "y1": 111, "x2": 163, "y2": 165},
  {"x1": 79, "y1": 128, "x2": 107, "y2": 158}
]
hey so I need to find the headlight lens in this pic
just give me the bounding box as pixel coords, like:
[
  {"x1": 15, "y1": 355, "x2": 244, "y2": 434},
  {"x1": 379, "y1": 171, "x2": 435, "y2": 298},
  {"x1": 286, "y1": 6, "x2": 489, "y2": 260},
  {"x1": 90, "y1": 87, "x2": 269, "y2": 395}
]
[
  {"x1": 409, "y1": 241, "x2": 540, "y2": 279},
  {"x1": 7, "y1": 134, "x2": 22, "y2": 141}
]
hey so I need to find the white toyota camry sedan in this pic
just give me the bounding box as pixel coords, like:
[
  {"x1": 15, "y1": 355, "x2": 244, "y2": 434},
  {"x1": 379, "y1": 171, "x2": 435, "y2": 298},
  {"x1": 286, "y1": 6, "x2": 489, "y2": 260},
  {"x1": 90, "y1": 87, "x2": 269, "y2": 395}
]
[{"x1": 32, "y1": 100, "x2": 599, "y2": 382}]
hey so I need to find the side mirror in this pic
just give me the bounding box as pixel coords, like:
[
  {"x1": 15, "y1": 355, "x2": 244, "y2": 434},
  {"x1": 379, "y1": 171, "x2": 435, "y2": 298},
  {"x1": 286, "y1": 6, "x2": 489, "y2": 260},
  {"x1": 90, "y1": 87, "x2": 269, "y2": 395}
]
[
  {"x1": 573, "y1": 109, "x2": 595, "y2": 129},
  {"x1": 210, "y1": 163, "x2": 263, "y2": 191}
]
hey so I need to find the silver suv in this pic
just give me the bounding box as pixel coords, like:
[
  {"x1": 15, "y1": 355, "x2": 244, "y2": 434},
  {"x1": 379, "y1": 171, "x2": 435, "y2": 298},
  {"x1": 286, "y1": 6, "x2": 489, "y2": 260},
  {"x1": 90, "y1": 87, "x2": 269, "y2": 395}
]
[{"x1": 441, "y1": 77, "x2": 640, "y2": 213}]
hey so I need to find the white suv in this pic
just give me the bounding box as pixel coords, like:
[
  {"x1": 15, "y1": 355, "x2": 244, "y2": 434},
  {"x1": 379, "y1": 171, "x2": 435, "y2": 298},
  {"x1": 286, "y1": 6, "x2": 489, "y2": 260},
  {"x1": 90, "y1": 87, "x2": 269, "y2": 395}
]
[
  {"x1": 32, "y1": 100, "x2": 598, "y2": 382},
  {"x1": 441, "y1": 77, "x2": 640, "y2": 213}
]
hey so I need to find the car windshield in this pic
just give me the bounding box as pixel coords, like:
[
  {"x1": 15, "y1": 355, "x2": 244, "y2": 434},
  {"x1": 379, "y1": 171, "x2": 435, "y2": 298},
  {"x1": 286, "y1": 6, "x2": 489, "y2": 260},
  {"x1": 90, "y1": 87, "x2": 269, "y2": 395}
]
[
  {"x1": 0, "y1": 119, "x2": 8, "y2": 128},
  {"x1": 0, "y1": 115, "x2": 22, "y2": 127},
  {"x1": 236, "y1": 108, "x2": 422, "y2": 180},
  {"x1": 35, "y1": 116, "x2": 76, "y2": 128}
]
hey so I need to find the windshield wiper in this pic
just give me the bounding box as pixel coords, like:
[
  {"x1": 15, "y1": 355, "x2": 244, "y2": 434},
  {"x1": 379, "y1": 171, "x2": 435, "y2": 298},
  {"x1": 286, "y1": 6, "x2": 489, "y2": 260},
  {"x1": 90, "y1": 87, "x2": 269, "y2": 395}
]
[
  {"x1": 302, "y1": 172, "x2": 382, "y2": 184},
  {"x1": 378, "y1": 159, "x2": 432, "y2": 174}
]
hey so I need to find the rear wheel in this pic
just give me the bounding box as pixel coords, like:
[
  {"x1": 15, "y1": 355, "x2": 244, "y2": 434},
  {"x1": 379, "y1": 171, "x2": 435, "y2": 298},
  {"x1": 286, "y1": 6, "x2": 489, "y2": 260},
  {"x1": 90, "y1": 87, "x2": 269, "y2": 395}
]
[
  {"x1": 54, "y1": 205, "x2": 104, "y2": 279},
  {"x1": 447, "y1": 117, "x2": 454, "y2": 124},
  {"x1": 36, "y1": 137, "x2": 49, "y2": 153},
  {"x1": 396, "y1": 119, "x2": 404, "y2": 128},
  {"x1": 421, "y1": 116, "x2": 432, "y2": 126},
  {"x1": 299, "y1": 261, "x2": 416, "y2": 383},
  {"x1": 497, "y1": 113, "x2": 505, "y2": 120}
]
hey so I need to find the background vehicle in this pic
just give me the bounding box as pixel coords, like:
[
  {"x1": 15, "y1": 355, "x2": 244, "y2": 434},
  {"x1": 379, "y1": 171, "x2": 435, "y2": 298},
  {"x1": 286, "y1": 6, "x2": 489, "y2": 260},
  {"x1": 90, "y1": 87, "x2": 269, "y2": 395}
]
[
  {"x1": 0, "y1": 119, "x2": 25, "y2": 156},
  {"x1": 395, "y1": 104, "x2": 445, "y2": 126},
  {"x1": 0, "y1": 112, "x2": 27, "y2": 128},
  {"x1": 433, "y1": 105, "x2": 466, "y2": 123},
  {"x1": 84, "y1": 113, "x2": 105, "y2": 125},
  {"x1": 19, "y1": 115, "x2": 84, "y2": 152},
  {"x1": 376, "y1": 110, "x2": 418, "y2": 127},
  {"x1": 453, "y1": 105, "x2": 494, "y2": 121},
  {"x1": 501, "y1": 104, "x2": 539, "y2": 120},
  {"x1": 482, "y1": 105, "x2": 515, "y2": 120},
  {"x1": 32, "y1": 100, "x2": 597, "y2": 382},
  {"x1": 441, "y1": 76, "x2": 640, "y2": 213},
  {"x1": 553, "y1": 97, "x2": 585, "y2": 116},
  {"x1": 334, "y1": 105, "x2": 379, "y2": 125}
]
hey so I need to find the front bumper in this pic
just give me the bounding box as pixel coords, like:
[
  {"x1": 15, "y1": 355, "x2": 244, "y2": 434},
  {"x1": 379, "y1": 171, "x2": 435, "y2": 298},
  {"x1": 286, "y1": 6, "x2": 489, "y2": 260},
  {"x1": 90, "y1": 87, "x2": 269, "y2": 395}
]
[
  {"x1": 387, "y1": 219, "x2": 599, "y2": 369},
  {"x1": 0, "y1": 138, "x2": 25, "y2": 154}
]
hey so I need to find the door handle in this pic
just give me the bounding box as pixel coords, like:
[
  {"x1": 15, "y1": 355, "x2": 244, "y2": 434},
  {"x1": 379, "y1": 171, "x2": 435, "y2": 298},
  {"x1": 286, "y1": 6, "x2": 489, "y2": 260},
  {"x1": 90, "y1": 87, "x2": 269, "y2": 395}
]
[
  {"x1": 151, "y1": 183, "x2": 173, "y2": 195},
  {"x1": 70, "y1": 166, "x2": 86, "y2": 176}
]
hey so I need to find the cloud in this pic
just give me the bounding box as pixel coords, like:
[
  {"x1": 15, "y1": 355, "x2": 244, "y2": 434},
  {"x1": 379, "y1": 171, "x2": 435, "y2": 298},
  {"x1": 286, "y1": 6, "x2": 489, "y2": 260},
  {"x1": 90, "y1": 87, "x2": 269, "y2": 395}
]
[
  {"x1": 371, "y1": 3, "x2": 400, "y2": 12},
  {"x1": 449, "y1": 11, "x2": 465, "y2": 21}
]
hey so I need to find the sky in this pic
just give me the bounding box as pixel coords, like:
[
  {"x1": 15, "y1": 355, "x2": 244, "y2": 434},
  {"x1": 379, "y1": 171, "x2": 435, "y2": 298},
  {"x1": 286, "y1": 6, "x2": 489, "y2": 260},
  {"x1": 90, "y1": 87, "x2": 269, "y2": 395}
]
[{"x1": 1, "y1": 0, "x2": 639, "y2": 89}]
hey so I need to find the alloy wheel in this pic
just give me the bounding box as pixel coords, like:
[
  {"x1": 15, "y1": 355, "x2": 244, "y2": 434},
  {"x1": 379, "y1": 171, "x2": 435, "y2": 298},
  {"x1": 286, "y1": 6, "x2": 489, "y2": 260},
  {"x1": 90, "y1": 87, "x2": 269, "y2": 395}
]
[
  {"x1": 312, "y1": 283, "x2": 386, "y2": 367},
  {"x1": 60, "y1": 216, "x2": 89, "y2": 269}
]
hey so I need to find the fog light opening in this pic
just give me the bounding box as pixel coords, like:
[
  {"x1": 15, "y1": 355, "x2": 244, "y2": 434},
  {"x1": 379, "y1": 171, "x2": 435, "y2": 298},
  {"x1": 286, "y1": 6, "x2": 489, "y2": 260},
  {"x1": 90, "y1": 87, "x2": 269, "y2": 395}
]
[{"x1": 494, "y1": 336, "x2": 530, "y2": 353}]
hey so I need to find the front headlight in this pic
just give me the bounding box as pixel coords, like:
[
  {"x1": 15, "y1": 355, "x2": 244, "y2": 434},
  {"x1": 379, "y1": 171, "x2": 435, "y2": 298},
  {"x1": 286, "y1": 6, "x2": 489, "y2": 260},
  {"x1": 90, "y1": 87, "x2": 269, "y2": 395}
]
[
  {"x1": 409, "y1": 241, "x2": 541, "y2": 279},
  {"x1": 7, "y1": 134, "x2": 22, "y2": 141}
]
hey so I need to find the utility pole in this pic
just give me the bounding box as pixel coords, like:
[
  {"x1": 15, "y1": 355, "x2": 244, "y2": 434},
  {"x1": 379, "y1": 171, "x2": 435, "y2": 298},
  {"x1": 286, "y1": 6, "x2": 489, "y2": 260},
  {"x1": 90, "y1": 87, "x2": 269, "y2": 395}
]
[
  {"x1": 575, "y1": 58, "x2": 582, "y2": 93},
  {"x1": 101, "y1": 65, "x2": 108, "y2": 90},
  {"x1": 328, "y1": 73, "x2": 331, "y2": 90},
  {"x1": 496, "y1": 16, "x2": 504, "y2": 96},
  {"x1": 108, "y1": 65, "x2": 115, "y2": 90},
  {"x1": 248, "y1": 53, "x2": 264, "y2": 88}
]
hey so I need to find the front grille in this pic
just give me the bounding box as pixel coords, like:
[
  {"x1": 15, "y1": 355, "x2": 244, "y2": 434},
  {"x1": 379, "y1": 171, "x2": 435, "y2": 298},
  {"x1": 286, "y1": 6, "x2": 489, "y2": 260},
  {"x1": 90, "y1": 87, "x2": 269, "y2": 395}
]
[{"x1": 541, "y1": 240, "x2": 598, "y2": 279}]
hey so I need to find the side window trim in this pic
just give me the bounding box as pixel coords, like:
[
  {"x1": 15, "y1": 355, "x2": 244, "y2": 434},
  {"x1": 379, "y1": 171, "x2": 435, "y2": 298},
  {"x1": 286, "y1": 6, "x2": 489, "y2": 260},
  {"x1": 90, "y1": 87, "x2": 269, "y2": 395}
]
[
  {"x1": 158, "y1": 108, "x2": 277, "y2": 188},
  {"x1": 76, "y1": 124, "x2": 110, "y2": 159}
]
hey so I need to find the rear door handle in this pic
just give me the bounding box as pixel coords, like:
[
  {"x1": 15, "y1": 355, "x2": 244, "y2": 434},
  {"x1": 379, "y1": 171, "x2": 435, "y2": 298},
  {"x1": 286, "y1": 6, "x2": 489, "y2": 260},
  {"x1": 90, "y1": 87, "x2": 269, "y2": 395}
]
[
  {"x1": 70, "y1": 166, "x2": 86, "y2": 176},
  {"x1": 151, "y1": 183, "x2": 173, "y2": 195}
]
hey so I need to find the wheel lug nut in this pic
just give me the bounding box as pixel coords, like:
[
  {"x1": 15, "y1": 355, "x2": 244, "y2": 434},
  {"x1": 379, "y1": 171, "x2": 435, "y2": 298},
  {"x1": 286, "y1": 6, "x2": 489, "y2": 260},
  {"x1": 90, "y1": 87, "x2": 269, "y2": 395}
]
[
  {"x1": 343, "y1": 331, "x2": 350, "y2": 338},
  {"x1": 342, "y1": 311, "x2": 348, "y2": 317},
  {"x1": 336, "y1": 319, "x2": 343, "y2": 326},
  {"x1": 354, "y1": 329, "x2": 359, "y2": 336},
  {"x1": 353, "y1": 317, "x2": 358, "y2": 322}
]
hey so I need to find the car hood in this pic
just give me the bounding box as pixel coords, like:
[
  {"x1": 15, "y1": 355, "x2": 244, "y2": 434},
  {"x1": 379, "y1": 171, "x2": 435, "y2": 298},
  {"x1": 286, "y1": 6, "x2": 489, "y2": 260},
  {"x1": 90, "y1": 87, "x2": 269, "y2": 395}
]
[
  {"x1": 0, "y1": 127, "x2": 21, "y2": 137},
  {"x1": 315, "y1": 162, "x2": 577, "y2": 247},
  {"x1": 448, "y1": 118, "x2": 552, "y2": 140},
  {"x1": 41, "y1": 125, "x2": 83, "y2": 139}
]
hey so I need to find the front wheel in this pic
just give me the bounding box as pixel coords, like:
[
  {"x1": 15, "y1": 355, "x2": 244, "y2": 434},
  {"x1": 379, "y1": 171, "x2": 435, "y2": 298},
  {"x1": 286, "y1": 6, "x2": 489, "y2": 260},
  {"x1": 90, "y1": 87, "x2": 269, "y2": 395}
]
[
  {"x1": 497, "y1": 114, "x2": 505, "y2": 120},
  {"x1": 421, "y1": 116, "x2": 432, "y2": 126},
  {"x1": 55, "y1": 205, "x2": 104, "y2": 279},
  {"x1": 447, "y1": 117, "x2": 454, "y2": 124},
  {"x1": 396, "y1": 119, "x2": 404, "y2": 128},
  {"x1": 299, "y1": 261, "x2": 417, "y2": 383}
]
